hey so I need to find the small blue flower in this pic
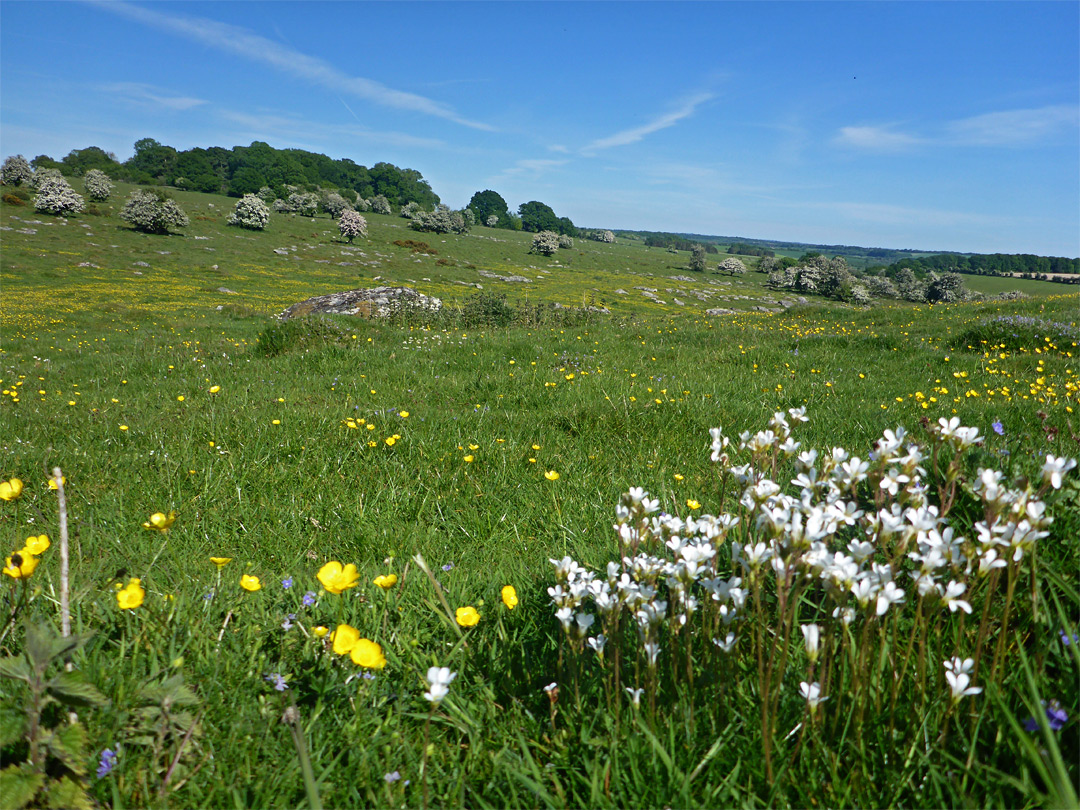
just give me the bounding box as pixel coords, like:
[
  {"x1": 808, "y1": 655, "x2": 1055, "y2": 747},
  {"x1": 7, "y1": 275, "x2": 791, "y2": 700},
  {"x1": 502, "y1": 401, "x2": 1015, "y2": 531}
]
[
  {"x1": 265, "y1": 673, "x2": 288, "y2": 691},
  {"x1": 282, "y1": 577, "x2": 294, "y2": 589},
  {"x1": 1024, "y1": 701, "x2": 1068, "y2": 732},
  {"x1": 281, "y1": 613, "x2": 296, "y2": 631},
  {"x1": 302, "y1": 591, "x2": 317, "y2": 607},
  {"x1": 96, "y1": 748, "x2": 117, "y2": 778},
  {"x1": 992, "y1": 420, "x2": 1004, "y2": 436},
  {"x1": 1061, "y1": 629, "x2": 1077, "y2": 646},
  {"x1": 384, "y1": 771, "x2": 401, "y2": 783},
  {"x1": 442, "y1": 562, "x2": 454, "y2": 572}
]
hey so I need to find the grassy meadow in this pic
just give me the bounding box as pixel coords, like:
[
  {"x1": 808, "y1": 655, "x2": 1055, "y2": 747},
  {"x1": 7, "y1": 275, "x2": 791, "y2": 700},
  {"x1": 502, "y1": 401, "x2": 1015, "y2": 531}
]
[{"x1": 1, "y1": 185, "x2": 1078, "y2": 809}]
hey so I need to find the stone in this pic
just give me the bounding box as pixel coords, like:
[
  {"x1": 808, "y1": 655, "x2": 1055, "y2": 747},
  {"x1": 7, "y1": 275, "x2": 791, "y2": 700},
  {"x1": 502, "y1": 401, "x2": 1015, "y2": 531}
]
[{"x1": 278, "y1": 286, "x2": 442, "y2": 320}]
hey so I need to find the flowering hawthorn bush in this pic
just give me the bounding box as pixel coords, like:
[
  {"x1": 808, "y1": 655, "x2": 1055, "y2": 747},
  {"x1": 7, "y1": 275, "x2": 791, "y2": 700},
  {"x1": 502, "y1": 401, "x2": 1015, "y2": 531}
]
[
  {"x1": 717, "y1": 257, "x2": 746, "y2": 276},
  {"x1": 321, "y1": 192, "x2": 351, "y2": 219},
  {"x1": 530, "y1": 231, "x2": 559, "y2": 256},
  {"x1": 82, "y1": 169, "x2": 113, "y2": 202},
  {"x1": 400, "y1": 201, "x2": 421, "y2": 219},
  {"x1": 549, "y1": 408, "x2": 1076, "y2": 778},
  {"x1": 119, "y1": 190, "x2": 189, "y2": 234},
  {"x1": 484, "y1": 214, "x2": 499, "y2": 228},
  {"x1": 1, "y1": 154, "x2": 34, "y2": 186},
  {"x1": 410, "y1": 204, "x2": 469, "y2": 235},
  {"x1": 370, "y1": 195, "x2": 392, "y2": 215},
  {"x1": 228, "y1": 194, "x2": 271, "y2": 230},
  {"x1": 30, "y1": 167, "x2": 63, "y2": 190},
  {"x1": 593, "y1": 229, "x2": 616, "y2": 243},
  {"x1": 33, "y1": 176, "x2": 85, "y2": 216},
  {"x1": 337, "y1": 209, "x2": 368, "y2": 242},
  {"x1": 558, "y1": 234, "x2": 574, "y2": 249}
]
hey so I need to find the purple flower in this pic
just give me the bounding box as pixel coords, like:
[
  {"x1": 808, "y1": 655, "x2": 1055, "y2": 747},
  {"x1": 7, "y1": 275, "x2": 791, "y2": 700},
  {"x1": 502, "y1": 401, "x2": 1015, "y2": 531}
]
[
  {"x1": 442, "y1": 562, "x2": 454, "y2": 572},
  {"x1": 1061, "y1": 629, "x2": 1077, "y2": 646},
  {"x1": 265, "y1": 673, "x2": 288, "y2": 691},
  {"x1": 1024, "y1": 701, "x2": 1068, "y2": 732},
  {"x1": 384, "y1": 771, "x2": 401, "y2": 783},
  {"x1": 302, "y1": 591, "x2": 317, "y2": 607},
  {"x1": 96, "y1": 748, "x2": 117, "y2": 778},
  {"x1": 282, "y1": 577, "x2": 294, "y2": 589},
  {"x1": 991, "y1": 420, "x2": 1004, "y2": 436},
  {"x1": 281, "y1": 613, "x2": 297, "y2": 631}
]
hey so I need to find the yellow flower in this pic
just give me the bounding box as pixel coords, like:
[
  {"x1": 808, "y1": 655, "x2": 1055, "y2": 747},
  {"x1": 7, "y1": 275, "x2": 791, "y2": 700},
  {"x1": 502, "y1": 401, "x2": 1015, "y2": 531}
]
[
  {"x1": 317, "y1": 561, "x2": 360, "y2": 594},
  {"x1": 210, "y1": 557, "x2": 232, "y2": 569},
  {"x1": 399, "y1": 411, "x2": 409, "y2": 418},
  {"x1": 240, "y1": 574, "x2": 262, "y2": 592},
  {"x1": 116, "y1": 578, "x2": 145, "y2": 610},
  {"x1": 673, "y1": 474, "x2": 684, "y2": 482},
  {"x1": 23, "y1": 535, "x2": 49, "y2": 555},
  {"x1": 687, "y1": 499, "x2": 701, "y2": 510},
  {"x1": 177, "y1": 395, "x2": 185, "y2": 402},
  {"x1": 350, "y1": 638, "x2": 387, "y2": 669},
  {"x1": 143, "y1": 511, "x2": 177, "y2": 531},
  {"x1": 0, "y1": 478, "x2": 24, "y2": 501},
  {"x1": 47, "y1": 476, "x2": 66, "y2": 491},
  {"x1": 312, "y1": 625, "x2": 329, "y2": 638},
  {"x1": 119, "y1": 425, "x2": 128, "y2": 431},
  {"x1": 209, "y1": 385, "x2": 221, "y2": 394},
  {"x1": 3, "y1": 549, "x2": 38, "y2": 579},
  {"x1": 468, "y1": 444, "x2": 479, "y2": 451},
  {"x1": 373, "y1": 574, "x2": 398, "y2": 589},
  {"x1": 455, "y1": 606, "x2": 480, "y2": 627},
  {"x1": 544, "y1": 470, "x2": 560, "y2": 481},
  {"x1": 385, "y1": 436, "x2": 396, "y2": 446},
  {"x1": 501, "y1": 585, "x2": 518, "y2": 610},
  {"x1": 463, "y1": 455, "x2": 474, "y2": 463},
  {"x1": 331, "y1": 623, "x2": 360, "y2": 655}
]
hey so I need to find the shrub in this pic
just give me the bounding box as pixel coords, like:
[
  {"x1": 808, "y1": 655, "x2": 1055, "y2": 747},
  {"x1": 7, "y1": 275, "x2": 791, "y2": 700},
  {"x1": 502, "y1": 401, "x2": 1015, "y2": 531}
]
[
  {"x1": 400, "y1": 201, "x2": 421, "y2": 219},
  {"x1": 119, "y1": 189, "x2": 189, "y2": 234},
  {"x1": 410, "y1": 205, "x2": 468, "y2": 235},
  {"x1": 530, "y1": 231, "x2": 560, "y2": 256},
  {"x1": 2, "y1": 193, "x2": 26, "y2": 206},
  {"x1": 689, "y1": 244, "x2": 707, "y2": 272},
  {"x1": 30, "y1": 167, "x2": 63, "y2": 190},
  {"x1": 370, "y1": 195, "x2": 391, "y2": 215},
  {"x1": 228, "y1": 194, "x2": 271, "y2": 230},
  {"x1": 321, "y1": 192, "x2": 351, "y2": 219},
  {"x1": 1, "y1": 154, "x2": 34, "y2": 186},
  {"x1": 864, "y1": 275, "x2": 899, "y2": 298},
  {"x1": 338, "y1": 209, "x2": 368, "y2": 242},
  {"x1": 354, "y1": 196, "x2": 372, "y2": 213},
  {"x1": 33, "y1": 176, "x2": 85, "y2": 216},
  {"x1": 925, "y1": 272, "x2": 969, "y2": 304},
  {"x1": 558, "y1": 234, "x2": 574, "y2": 249},
  {"x1": 462, "y1": 208, "x2": 476, "y2": 227},
  {"x1": 393, "y1": 239, "x2": 438, "y2": 255},
  {"x1": 485, "y1": 214, "x2": 499, "y2": 228},
  {"x1": 256, "y1": 186, "x2": 277, "y2": 204},
  {"x1": 82, "y1": 168, "x2": 113, "y2": 201},
  {"x1": 462, "y1": 291, "x2": 516, "y2": 327},
  {"x1": 717, "y1": 257, "x2": 746, "y2": 276},
  {"x1": 593, "y1": 229, "x2": 616, "y2": 243}
]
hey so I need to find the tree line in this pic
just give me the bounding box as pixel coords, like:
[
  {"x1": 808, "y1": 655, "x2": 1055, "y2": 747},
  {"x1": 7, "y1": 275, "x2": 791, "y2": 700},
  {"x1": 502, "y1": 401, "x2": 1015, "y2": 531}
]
[{"x1": 879, "y1": 252, "x2": 1078, "y2": 277}]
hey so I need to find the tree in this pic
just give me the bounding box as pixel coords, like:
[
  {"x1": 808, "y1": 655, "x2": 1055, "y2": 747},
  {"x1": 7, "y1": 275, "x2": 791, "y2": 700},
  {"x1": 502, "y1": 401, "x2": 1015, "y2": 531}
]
[
  {"x1": 228, "y1": 194, "x2": 271, "y2": 230},
  {"x1": 558, "y1": 234, "x2": 573, "y2": 249},
  {"x1": 126, "y1": 138, "x2": 177, "y2": 182},
  {"x1": 119, "y1": 189, "x2": 189, "y2": 234},
  {"x1": 410, "y1": 204, "x2": 469, "y2": 235},
  {"x1": 33, "y1": 176, "x2": 85, "y2": 216},
  {"x1": 717, "y1": 257, "x2": 746, "y2": 276},
  {"x1": 689, "y1": 244, "x2": 707, "y2": 272},
  {"x1": 83, "y1": 169, "x2": 113, "y2": 201},
  {"x1": 518, "y1": 201, "x2": 560, "y2": 233},
  {"x1": 400, "y1": 201, "x2": 422, "y2": 219},
  {"x1": 0, "y1": 155, "x2": 33, "y2": 186},
  {"x1": 530, "y1": 231, "x2": 560, "y2": 256},
  {"x1": 925, "y1": 272, "x2": 968, "y2": 304},
  {"x1": 484, "y1": 214, "x2": 499, "y2": 228},
  {"x1": 321, "y1": 191, "x2": 351, "y2": 219},
  {"x1": 593, "y1": 230, "x2": 615, "y2": 243},
  {"x1": 338, "y1": 209, "x2": 367, "y2": 242},
  {"x1": 61, "y1": 146, "x2": 119, "y2": 177},
  {"x1": 370, "y1": 194, "x2": 392, "y2": 215},
  {"x1": 468, "y1": 189, "x2": 510, "y2": 227}
]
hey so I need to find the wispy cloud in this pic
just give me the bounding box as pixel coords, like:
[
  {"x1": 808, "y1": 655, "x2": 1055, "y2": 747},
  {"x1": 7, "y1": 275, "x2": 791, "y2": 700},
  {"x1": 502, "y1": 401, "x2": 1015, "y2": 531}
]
[
  {"x1": 88, "y1": 1, "x2": 494, "y2": 131},
  {"x1": 946, "y1": 104, "x2": 1078, "y2": 146},
  {"x1": 582, "y1": 93, "x2": 712, "y2": 153},
  {"x1": 833, "y1": 125, "x2": 923, "y2": 152},
  {"x1": 487, "y1": 157, "x2": 570, "y2": 185},
  {"x1": 218, "y1": 110, "x2": 448, "y2": 151},
  {"x1": 100, "y1": 82, "x2": 207, "y2": 111}
]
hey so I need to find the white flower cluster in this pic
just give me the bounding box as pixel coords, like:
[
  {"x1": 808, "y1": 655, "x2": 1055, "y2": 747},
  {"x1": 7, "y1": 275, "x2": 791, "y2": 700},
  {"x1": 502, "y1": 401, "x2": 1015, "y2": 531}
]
[
  {"x1": 273, "y1": 192, "x2": 319, "y2": 217},
  {"x1": 369, "y1": 195, "x2": 392, "y2": 215},
  {"x1": 82, "y1": 169, "x2": 113, "y2": 202},
  {"x1": 484, "y1": 214, "x2": 499, "y2": 228},
  {"x1": 530, "y1": 231, "x2": 560, "y2": 256},
  {"x1": 592, "y1": 230, "x2": 615, "y2": 243},
  {"x1": 30, "y1": 167, "x2": 63, "y2": 190},
  {"x1": 33, "y1": 175, "x2": 85, "y2": 216},
  {"x1": 558, "y1": 234, "x2": 573, "y2": 249},
  {"x1": 321, "y1": 191, "x2": 352, "y2": 219},
  {"x1": 717, "y1": 257, "x2": 746, "y2": 276},
  {"x1": 409, "y1": 204, "x2": 469, "y2": 235},
  {"x1": 1, "y1": 154, "x2": 34, "y2": 186},
  {"x1": 119, "y1": 190, "x2": 189, "y2": 234},
  {"x1": 551, "y1": 410, "x2": 1074, "y2": 707},
  {"x1": 354, "y1": 195, "x2": 373, "y2": 213},
  {"x1": 228, "y1": 194, "x2": 271, "y2": 230},
  {"x1": 400, "y1": 201, "x2": 422, "y2": 219},
  {"x1": 337, "y1": 209, "x2": 368, "y2": 242}
]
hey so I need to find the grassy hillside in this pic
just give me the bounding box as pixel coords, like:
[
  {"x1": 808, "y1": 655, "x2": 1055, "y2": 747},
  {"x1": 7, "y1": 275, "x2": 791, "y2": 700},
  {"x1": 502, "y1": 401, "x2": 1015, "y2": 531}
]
[{"x1": 1, "y1": 186, "x2": 1077, "y2": 809}]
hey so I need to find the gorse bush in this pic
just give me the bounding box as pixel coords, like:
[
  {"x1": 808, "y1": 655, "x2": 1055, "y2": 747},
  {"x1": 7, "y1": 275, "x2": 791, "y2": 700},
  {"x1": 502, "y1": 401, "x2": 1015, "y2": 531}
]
[
  {"x1": 227, "y1": 193, "x2": 271, "y2": 231},
  {"x1": 33, "y1": 176, "x2": 85, "y2": 217},
  {"x1": 119, "y1": 190, "x2": 189, "y2": 234}
]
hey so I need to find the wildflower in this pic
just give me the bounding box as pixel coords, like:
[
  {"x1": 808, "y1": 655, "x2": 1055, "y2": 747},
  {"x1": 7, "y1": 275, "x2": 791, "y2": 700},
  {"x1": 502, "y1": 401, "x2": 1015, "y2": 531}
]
[
  {"x1": 801, "y1": 624, "x2": 821, "y2": 664},
  {"x1": 47, "y1": 476, "x2": 66, "y2": 491},
  {"x1": 96, "y1": 748, "x2": 117, "y2": 778},
  {"x1": 302, "y1": 591, "x2": 317, "y2": 606},
  {"x1": 625, "y1": 687, "x2": 644, "y2": 709},
  {"x1": 384, "y1": 771, "x2": 402, "y2": 784},
  {"x1": 1023, "y1": 701, "x2": 1068, "y2": 732},
  {"x1": 281, "y1": 613, "x2": 296, "y2": 630},
  {"x1": 312, "y1": 626, "x2": 329, "y2": 638},
  {"x1": 143, "y1": 511, "x2": 177, "y2": 532},
  {"x1": 385, "y1": 436, "x2": 396, "y2": 446},
  {"x1": 424, "y1": 666, "x2": 456, "y2": 706},
  {"x1": 800, "y1": 681, "x2": 828, "y2": 715},
  {"x1": 331, "y1": 623, "x2": 361, "y2": 655},
  {"x1": 265, "y1": 673, "x2": 288, "y2": 691},
  {"x1": 501, "y1": 585, "x2": 518, "y2": 609},
  {"x1": 350, "y1": 638, "x2": 387, "y2": 669},
  {"x1": 442, "y1": 563, "x2": 454, "y2": 572},
  {"x1": 687, "y1": 499, "x2": 701, "y2": 509},
  {"x1": 544, "y1": 682, "x2": 559, "y2": 700},
  {"x1": 209, "y1": 385, "x2": 221, "y2": 394},
  {"x1": 317, "y1": 561, "x2": 360, "y2": 594},
  {"x1": 399, "y1": 411, "x2": 409, "y2": 418},
  {"x1": 463, "y1": 454, "x2": 474, "y2": 463},
  {"x1": 943, "y1": 657, "x2": 982, "y2": 703},
  {"x1": 1042, "y1": 455, "x2": 1077, "y2": 490},
  {"x1": 991, "y1": 419, "x2": 1004, "y2": 436},
  {"x1": 3, "y1": 550, "x2": 38, "y2": 580},
  {"x1": 281, "y1": 576, "x2": 293, "y2": 589},
  {"x1": 373, "y1": 574, "x2": 398, "y2": 589},
  {"x1": 23, "y1": 534, "x2": 49, "y2": 555},
  {"x1": 544, "y1": 470, "x2": 560, "y2": 481},
  {"x1": 455, "y1": 606, "x2": 480, "y2": 627},
  {"x1": 240, "y1": 575, "x2": 261, "y2": 592},
  {"x1": 116, "y1": 578, "x2": 145, "y2": 610},
  {"x1": 713, "y1": 632, "x2": 736, "y2": 653},
  {"x1": 0, "y1": 478, "x2": 24, "y2": 501}
]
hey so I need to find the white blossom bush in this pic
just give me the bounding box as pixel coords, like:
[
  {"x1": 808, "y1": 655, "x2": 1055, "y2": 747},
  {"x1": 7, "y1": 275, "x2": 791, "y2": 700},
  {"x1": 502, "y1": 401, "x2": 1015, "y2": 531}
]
[
  {"x1": 462, "y1": 208, "x2": 476, "y2": 227},
  {"x1": 321, "y1": 192, "x2": 351, "y2": 219},
  {"x1": 400, "y1": 201, "x2": 422, "y2": 219},
  {"x1": 549, "y1": 408, "x2": 1076, "y2": 776},
  {"x1": 865, "y1": 275, "x2": 900, "y2": 299},
  {"x1": 354, "y1": 195, "x2": 372, "y2": 213},
  {"x1": 925, "y1": 272, "x2": 969, "y2": 304},
  {"x1": 1, "y1": 155, "x2": 34, "y2": 186},
  {"x1": 370, "y1": 195, "x2": 391, "y2": 215},
  {"x1": 485, "y1": 214, "x2": 499, "y2": 228},
  {"x1": 593, "y1": 230, "x2": 616, "y2": 243},
  {"x1": 558, "y1": 234, "x2": 574, "y2": 249},
  {"x1": 410, "y1": 204, "x2": 469, "y2": 235},
  {"x1": 82, "y1": 169, "x2": 113, "y2": 202},
  {"x1": 530, "y1": 231, "x2": 560, "y2": 256},
  {"x1": 33, "y1": 176, "x2": 85, "y2": 216},
  {"x1": 338, "y1": 209, "x2": 368, "y2": 242},
  {"x1": 228, "y1": 194, "x2": 271, "y2": 230},
  {"x1": 717, "y1": 257, "x2": 746, "y2": 276},
  {"x1": 30, "y1": 167, "x2": 63, "y2": 190},
  {"x1": 256, "y1": 186, "x2": 277, "y2": 204},
  {"x1": 119, "y1": 190, "x2": 189, "y2": 234}
]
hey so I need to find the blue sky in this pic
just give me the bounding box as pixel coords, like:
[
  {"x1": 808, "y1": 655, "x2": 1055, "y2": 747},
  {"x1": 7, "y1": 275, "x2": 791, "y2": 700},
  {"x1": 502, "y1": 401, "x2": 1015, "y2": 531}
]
[{"x1": 2, "y1": 1, "x2": 1077, "y2": 255}]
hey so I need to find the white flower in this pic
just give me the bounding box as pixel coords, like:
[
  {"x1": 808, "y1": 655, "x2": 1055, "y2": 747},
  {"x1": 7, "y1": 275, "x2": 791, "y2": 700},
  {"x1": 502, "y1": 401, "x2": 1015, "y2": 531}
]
[
  {"x1": 801, "y1": 624, "x2": 821, "y2": 664},
  {"x1": 625, "y1": 687, "x2": 644, "y2": 708},
  {"x1": 713, "y1": 632, "x2": 737, "y2": 653},
  {"x1": 586, "y1": 634, "x2": 606, "y2": 655},
  {"x1": 643, "y1": 641, "x2": 660, "y2": 668},
  {"x1": 424, "y1": 666, "x2": 456, "y2": 706},
  {"x1": 799, "y1": 681, "x2": 828, "y2": 713},
  {"x1": 943, "y1": 658, "x2": 981, "y2": 703},
  {"x1": 940, "y1": 580, "x2": 972, "y2": 614},
  {"x1": 1042, "y1": 455, "x2": 1077, "y2": 490}
]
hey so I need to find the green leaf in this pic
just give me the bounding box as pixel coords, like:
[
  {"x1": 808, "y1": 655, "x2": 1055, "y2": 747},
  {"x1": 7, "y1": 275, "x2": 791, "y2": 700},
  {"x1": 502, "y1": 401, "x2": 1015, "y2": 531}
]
[
  {"x1": 0, "y1": 763, "x2": 45, "y2": 810},
  {"x1": 0, "y1": 706, "x2": 26, "y2": 748},
  {"x1": 0, "y1": 655, "x2": 32, "y2": 683},
  {"x1": 43, "y1": 775, "x2": 93, "y2": 810},
  {"x1": 46, "y1": 722, "x2": 87, "y2": 776},
  {"x1": 46, "y1": 671, "x2": 106, "y2": 708}
]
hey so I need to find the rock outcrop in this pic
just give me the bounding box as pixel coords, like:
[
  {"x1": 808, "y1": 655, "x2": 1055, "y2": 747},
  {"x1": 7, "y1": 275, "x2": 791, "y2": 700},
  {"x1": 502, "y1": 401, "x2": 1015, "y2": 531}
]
[{"x1": 278, "y1": 286, "x2": 442, "y2": 320}]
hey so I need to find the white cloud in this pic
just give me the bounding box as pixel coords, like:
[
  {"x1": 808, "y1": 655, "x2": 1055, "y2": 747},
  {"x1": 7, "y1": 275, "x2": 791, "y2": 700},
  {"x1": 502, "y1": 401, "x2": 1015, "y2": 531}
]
[
  {"x1": 582, "y1": 93, "x2": 712, "y2": 153},
  {"x1": 100, "y1": 82, "x2": 207, "y2": 111},
  {"x1": 834, "y1": 125, "x2": 922, "y2": 152},
  {"x1": 946, "y1": 104, "x2": 1078, "y2": 146},
  {"x1": 88, "y1": 1, "x2": 494, "y2": 131},
  {"x1": 218, "y1": 110, "x2": 447, "y2": 151},
  {"x1": 488, "y1": 158, "x2": 570, "y2": 184}
]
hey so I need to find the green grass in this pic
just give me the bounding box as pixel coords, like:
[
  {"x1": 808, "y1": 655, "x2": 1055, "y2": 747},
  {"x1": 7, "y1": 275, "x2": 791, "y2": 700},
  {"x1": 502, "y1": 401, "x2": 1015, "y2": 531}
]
[{"x1": 1, "y1": 186, "x2": 1078, "y2": 809}]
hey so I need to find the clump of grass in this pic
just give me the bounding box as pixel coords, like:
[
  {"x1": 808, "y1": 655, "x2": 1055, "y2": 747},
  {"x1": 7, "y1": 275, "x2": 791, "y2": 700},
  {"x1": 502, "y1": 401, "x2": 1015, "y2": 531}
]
[
  {"x1": 951, "y1": 314, "x2": 1080, "y2": 353},
  {"x1": 254, "y1": 316, "x2": 352, "y2": 357}
]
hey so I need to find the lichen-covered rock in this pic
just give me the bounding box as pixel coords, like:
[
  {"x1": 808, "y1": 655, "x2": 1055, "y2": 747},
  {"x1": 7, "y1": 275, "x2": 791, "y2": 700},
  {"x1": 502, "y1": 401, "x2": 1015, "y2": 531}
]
[{"x1": 278, "y1": 286, "x2": 442, "y2": 320}]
